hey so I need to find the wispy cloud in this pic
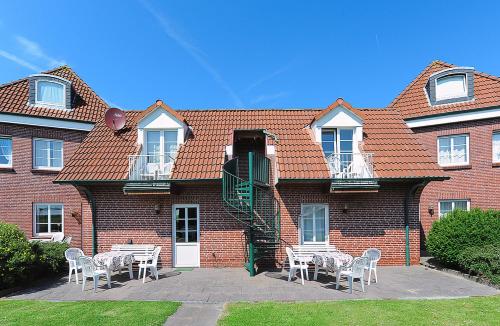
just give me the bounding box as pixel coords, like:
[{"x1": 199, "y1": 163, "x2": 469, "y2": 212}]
[
  {"x1": 0, "y1": 49, "x2": 41, "y2": 72},
  {"x1": 140, "y1": 0, "x2": 243, "y2": 107},
  {"x1": 251, "y1": 91, "x2": 290, "y2": 104},
  {"x1": 16, "y1": 36, "x2": 66, "y2": 68},
  {"x1": 243, "y1": 64, "x2": 291, "y2": 94}
]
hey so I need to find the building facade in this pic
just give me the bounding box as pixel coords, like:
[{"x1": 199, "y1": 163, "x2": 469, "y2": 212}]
[{"x1": 389, "y1": 61, "x2": 500, "y2": 247}]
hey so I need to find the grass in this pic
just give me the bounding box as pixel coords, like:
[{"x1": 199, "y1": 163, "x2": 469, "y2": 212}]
[
  {"x1": 0, "y1": 300, "x2": 180, "y2": 326},
  {"x1": 219, "y1": 296, "x2": 500, "y2": 326}
]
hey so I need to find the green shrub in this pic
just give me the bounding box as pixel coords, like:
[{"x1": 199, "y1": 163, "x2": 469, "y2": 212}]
[
  {"x1": 458, "y1": 244, "x2": 500, "y2": 285},
  {"x1": 31, "y1": 241, "x2": 69, "y2": 276},
  {"x1": 426, "y1": 208, "x2": 500, "y2": 267},
  {"x1": 0, "y1": 222, "x2": 36, "y2": 290}
]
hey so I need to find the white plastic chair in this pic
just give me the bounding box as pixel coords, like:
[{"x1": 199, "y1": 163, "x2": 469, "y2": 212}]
[
  {"x1": 336, "y1": 256, "x2": 368, "y2": 293},
  {"x1": 51, "y1": 233, "x2": 65, "y2": 242},
  {"x1": 65, "y1": 248, "x2": 84, "y2": 284},
  {"x1": 79, "y1": 256, "x2": 111, "y2": 292},
  {"x1": 286, "y1": 247, "x2": 309, "y2": 285},
  {"x1": 362, "y1": 248, "x2": 381, "y2": 285},
  {"x1": 138, "y1": 246, "x2": 161, "y2": 283}
]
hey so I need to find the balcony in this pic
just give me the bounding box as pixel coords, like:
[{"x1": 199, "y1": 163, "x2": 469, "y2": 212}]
[
  {"x1": 128, "y1": 154, "x2": 175, "y2": 181},
  {"x1": 326, "y1": 153, "x2": 378, "y2": 192}
]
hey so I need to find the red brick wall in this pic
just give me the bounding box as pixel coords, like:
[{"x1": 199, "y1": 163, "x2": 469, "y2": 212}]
[
  {"x1": 81, "y1": 181, "x2": 421, "y2": 267},
  {"x1": 411, "y1": 117, "x2": 500, "y2": 246},
  {"x1": 0, "y1": 122, "x2": 87, "y2": 247}
]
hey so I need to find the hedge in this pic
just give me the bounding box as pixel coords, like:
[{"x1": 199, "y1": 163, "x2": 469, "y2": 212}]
[
  {"x1": 0, "y1": 222, "x2": 69, "y2": 290},
  {"x1": 458, "y1": 244, "x2": 500, "y2": 285}
]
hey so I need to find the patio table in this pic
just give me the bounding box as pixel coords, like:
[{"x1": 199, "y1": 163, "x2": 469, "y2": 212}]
[
  {"x1": 312, "y1": 251, "x2": 353, "y2": 281},
  {"x1": 93, "y1": 251, "x2": 134, "y2": 279}
]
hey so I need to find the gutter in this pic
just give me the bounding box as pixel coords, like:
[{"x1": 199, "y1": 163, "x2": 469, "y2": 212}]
[
  {"x1": 403, "y1": 180, "x2": 428, "y2": 266},
  {"x1": 80, "y1": 186, "x2": 98, "y2": 256}
]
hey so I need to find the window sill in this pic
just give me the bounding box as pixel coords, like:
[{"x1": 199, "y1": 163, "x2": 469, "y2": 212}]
[
  {"x1": 31, "y1": 168, "x2": 62, "y2": 174},
  {"x1": 0, "y1": 167, "x2": 15, "y2": 173},
  {"x1": 492, "y1": 162, "x2": 500, "y2": 168},
  {"x1": 441, "y1": 164, "x2": 472, "y2": 171}
]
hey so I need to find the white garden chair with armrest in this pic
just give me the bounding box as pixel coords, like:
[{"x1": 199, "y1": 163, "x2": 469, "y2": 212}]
[
  {"x1": 138, "y1": 246, "x2": 162, "y2": 283},
  {"x1": 79, "y1": 256, "x2": 111, "y2": 292},
  {"x1": 362, "y1": 248, "x2": 381, "y2": 285},
  {"x1": 64, "y1": 248, "x2": 84, "y2": 284},
  {"x1": 336, "y1": 256, "x2": 368, "y2": 294},
  {"x1": 51, "y1": 233, "x2": 65, "y2": 242},
  {"x1": 286, "y1": 247, "x2": 309, "y2": 285}
]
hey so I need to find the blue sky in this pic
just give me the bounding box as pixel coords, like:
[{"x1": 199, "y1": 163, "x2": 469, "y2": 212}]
[{"x1": 1, "y1": 0, "x2": 499, "y2": 110}]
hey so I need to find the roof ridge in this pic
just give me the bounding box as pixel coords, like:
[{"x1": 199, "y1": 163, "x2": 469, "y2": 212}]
[
  {"x1": 388, "y1": 60, "x2": 453, "y2": 108},
  {"x1": 0, "y1": 65, "x2": 70, "y2": 89}
]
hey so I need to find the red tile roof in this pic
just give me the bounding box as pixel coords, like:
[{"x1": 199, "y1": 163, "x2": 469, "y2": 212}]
[
  {"x1": 55, "y1": 102, "x2": 444, "y2": 183},
  {"x1": 0, "y1": 66, "x2": 108, "y2": 123},
  {"x1": 389, "y1": 60, "x2": 500, "y2": 120}
]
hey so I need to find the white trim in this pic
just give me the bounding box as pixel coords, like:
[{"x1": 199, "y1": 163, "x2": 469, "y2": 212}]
[
  {"x1": 299, "y1": 203, "x2": 329, "y2": 245},
  {"x1": 35, "y1": 79, "x2": 67, "y2": 109},
  {"x1": 438, "y1": 199, "x2": 470, "y2": 219},
  {"x1": 0, "y1": 113, "x2": 94, "y2": 131},
  {"x1": 406, "y1": 106, "x2": 500, "y2": 128},
  {"x1": 33, "y1": 138, "x2": 64, "y2": 171},
  {"x1": 437, "y1": 134, "x2": 469, "y2": 167},
  {"x1": 172, "y1": 204, "x2": 200, "y2": 268},
  {"x1": 429, "y1": 67, "x2": 475, "y2": 78},
  {"x1": 0, "y1": 135, "x2": 12, "y2": 168},
  {"x1": 33, "y1": 203, "x2": 64, "y2": 236}
]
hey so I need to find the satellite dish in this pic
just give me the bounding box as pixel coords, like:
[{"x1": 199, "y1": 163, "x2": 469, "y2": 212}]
[{"x1": 104, "y1": 108, "x2": 126, "y2": 131}]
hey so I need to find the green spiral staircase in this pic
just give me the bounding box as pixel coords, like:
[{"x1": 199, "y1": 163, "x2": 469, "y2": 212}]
[{"x1": 222, "y1": 152, "x2": 282, "y2": 276}]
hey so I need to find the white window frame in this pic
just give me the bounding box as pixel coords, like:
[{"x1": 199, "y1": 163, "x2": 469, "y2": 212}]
[
  {"x1": 144, "y1": 129, "x2": 179, "y2": 160},
  {"x1": 438, "y1": 200, "x2": 470, "y2": 219},
  {"x1": 435, "y1": 74, "x2": 468, "y2": 101},
  {"x1": 33, "y1": 203, "x2": 64, "y2": 236},
  {"x1": 437, "y1": 134, "x2": 469, "y2": 167},
  {"x1": 493, "y1": 132, "x2": 500, "y2": 163},
  {"x1": 299, "y1": 204, "x2": 329, "y2": 245},
  {"x1": 35, "y1": 79, "x2": 67, "y2": 108},
  {"x1": 0, "y1": 135, "x2": 12, "y2": 168},
  {"x1": 321, "y1": 128, "x2": 354, "y2": 156},
  {"x1": 33, "y1": 138, "x2": 64, "y2": 171}
]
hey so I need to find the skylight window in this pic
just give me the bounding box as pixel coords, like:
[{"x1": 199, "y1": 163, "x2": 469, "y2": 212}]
[{"x1": 435, "y1": 74, "x2": 467, "y2": 101}]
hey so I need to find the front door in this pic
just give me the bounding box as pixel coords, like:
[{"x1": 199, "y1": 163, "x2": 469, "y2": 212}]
[{"x1": 173, "y1": 204, "x2": 200, "y2": 267}]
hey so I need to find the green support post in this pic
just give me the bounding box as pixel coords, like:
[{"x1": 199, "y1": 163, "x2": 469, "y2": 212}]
[
  {"x1": 405, "y1": 225, "x2": 410, "y2": 266},
  {"x1": 248, "y1": 151, "x2": 256, "y2": 276}
]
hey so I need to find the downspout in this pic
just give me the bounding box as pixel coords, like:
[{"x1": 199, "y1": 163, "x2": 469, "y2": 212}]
[
  {"x1": 81, "y1": 186, "x2": 98, "y2": 256},
  {"x1": 404, "y1": 181, "x2": 428, "y2": 266}
]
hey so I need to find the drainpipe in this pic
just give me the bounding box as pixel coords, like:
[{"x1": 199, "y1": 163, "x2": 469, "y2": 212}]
[
  {"x1": 404, "y1": 181, "x2": 428, "y2": 266},
  {"x1": 81, "y1": 187, "x2": 98, "y2": 256}
]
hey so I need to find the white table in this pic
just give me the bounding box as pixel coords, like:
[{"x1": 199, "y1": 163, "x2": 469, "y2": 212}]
[
  {"x1": 93, "y1": 251, "x2": 134, "y2": 279},
  {"x1": 312, "y1": 251, "x2": 353, "y2": 281}
]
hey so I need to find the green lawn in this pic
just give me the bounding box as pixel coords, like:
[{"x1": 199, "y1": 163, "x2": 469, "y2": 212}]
[
  {"x1": 0, "y1": 300, "x2": 180, "y2": 326},
  {"x1": 219, "y1": 296, "x2": 500, "y2": 326}
]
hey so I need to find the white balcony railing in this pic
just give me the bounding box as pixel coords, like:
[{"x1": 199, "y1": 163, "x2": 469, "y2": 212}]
[
  {"x1": 128, "y1": 154, "x2": 176, "y2": 181},
  {"x1": 326, "y1": 153, "x2": 374, "y2": 179}
]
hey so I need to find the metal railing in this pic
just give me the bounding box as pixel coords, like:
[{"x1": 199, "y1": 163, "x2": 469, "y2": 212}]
[
  {"x1": 128, "y1": 154, "x2": 176, "y2": 181},
  {"x1": 326, "y1": 152, "x2": 374, "y2": 179},
  {"x1": 251, "y1": 152, "x2": 270, "y2": 185}
]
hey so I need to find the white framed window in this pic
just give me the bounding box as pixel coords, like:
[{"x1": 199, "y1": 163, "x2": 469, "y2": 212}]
[
  {"x1": 437, "y1": 134, "x2": 469, "y2": 166},
  {"x1": 435, "y1": 74, "x2": 467, "y2": 101},
  {"x1": 493, "y1": 132, "x2": 500, "y2": 163},
  {"x1": 35, "y1": 80, "x2": 66, "y2": 107},
  {"x1": 300, "y1": 204, "x2": 329, "y2": 244},
  {"x1": 145, "y1": 130, "x2": 178, "y2": 163},
  {"x1": 33, "y1": 138, "x2": 63, "y2": 170},
  {"x1": 438, "y1": 200, "x2": 470, "y2": 218},
  {"x1": 33, "y1": 203, "x2": 63, "y2": 235},
  {"x1": 0, "y1": 136, "x2": 12, "y2": 168}
]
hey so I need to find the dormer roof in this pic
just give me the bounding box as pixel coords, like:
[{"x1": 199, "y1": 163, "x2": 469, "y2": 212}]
[
  {"x1": 311, "y1": 98, "x2": 363, "y2": 125},
  {"x1": 135, "y1": 99, "x2": 188, "y2": 126}
]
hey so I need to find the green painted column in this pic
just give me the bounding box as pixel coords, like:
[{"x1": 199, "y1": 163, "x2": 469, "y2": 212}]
[{"x1": 248, "y1": 151, "x2": 256, "y2": 276}]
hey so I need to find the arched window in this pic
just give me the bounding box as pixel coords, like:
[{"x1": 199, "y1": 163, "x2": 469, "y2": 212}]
[
  {"x1": 435, "y1": 74, "x2": 467, "y2": 101},
  {"x1": 36, "y1": 80, "x2": 65, "y2": 106}
]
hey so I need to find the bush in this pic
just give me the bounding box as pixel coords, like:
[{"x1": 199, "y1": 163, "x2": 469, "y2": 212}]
[
  {"x1": 458, "y1": 244, "x2": 500, "y2": 285},
  {"x1": 426, "y1": 208, "x2": 500, "y2": 267},
  {"x1": 31, "y1": 241, "x2": 69, "y2": 276},
  {"x1": 0, "y1": 222, "x2": 36, "y2": 290}
]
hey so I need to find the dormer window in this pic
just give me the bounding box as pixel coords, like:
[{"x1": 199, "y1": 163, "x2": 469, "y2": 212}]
[
  {"x1": 426, "y1": 67, "x2": 474, "y2": 106},
  {"x1": 435, "y1": 74, "x2": 467, "y2": 101},
  {"x1": 36, "y1": 80, "x2": 65, "y2": 107},
  {"x1": 28, "y1": 74, "x2": 72, "y2": 110}
]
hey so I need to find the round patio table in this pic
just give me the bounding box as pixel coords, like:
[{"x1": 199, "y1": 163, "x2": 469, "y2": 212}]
[
  {"x1": 312, "y1": 251, "x2": 353, "y2": 281},
  {"x1": 93, "y1": 251, "x2": 134, "y2": 280}
]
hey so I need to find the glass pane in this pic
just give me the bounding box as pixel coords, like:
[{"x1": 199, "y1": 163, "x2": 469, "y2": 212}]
[
  {"x1": 37, "y1": 205, "x2": 49, "y2": 223},
  {"x1": 187, "y1": 231, "x2": 197, "y2": 243},
  {"x1": 454, "y1": 201, "x2": 468, "y2": 211},
  {"x1": 50, "y1": 141, "x2": 63, "y2": 168},
  {"x1": 339, "y1": 140, "x2": 353, "y2": 153},
  {"x1": 36, "y1": 81, "x2": 64, "y2": 104},
  {"x1": 321, "y1": 130, "x2": 335, "y2": 142},
  {"x1": 187, "y1": 207, "x2": 197, "y2": 220},
  {"x1": 436, "y1": 75, "x2": 466, "y2": 100},
  {"x1": 493, "y1": 133, "x2": 500, "y2": 162},
  {"x1": 439, "y1": 202, "x2": 452, "y2": 217},
  {"x1": 37, "y1": 223, "x2": 48, "y2": 233},
  {"x1": 339, "y1": 129, "x2": 353, "y2": 141},
  {"x1": 50, "y1": 223, "x2": 62, "y2": 233},
  {"x1": 322, "y1": 142, "x2": 334, "y2": 157},
  {"x1": 187, "y1": 218, "x2": 197, "y2": 231},
  {"x1": 35, "y1": 140, "x2": 49, "y2": 167},
  {"x1": 50, "y1": 206, "x2": 62, "y2": 223},
  {"x1": 302, "y1": 206, "x2": 313, "y2": 218},
  {"x1": 147, "y1": 131, "x2": 161, "y2": 163},
  {"x1": 303, "y1": 217, "x2": 313, "y2": 242},
  {"x1": 0, "y1": 137, "x2": 12, "y2": 166},
  {"x1": 176, "y1": 231, "x2": 185, "y2": 242},
  {"x1": 314, "y1": 206, "x2": 326, "y2": 242},
  {"x1": 453, "y1": 136, "x2": 466, "y2": 146}
]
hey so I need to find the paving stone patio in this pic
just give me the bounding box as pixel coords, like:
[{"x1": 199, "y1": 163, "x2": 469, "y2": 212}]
[{"x1": 6, "y1": 266, "x2": 498, "y2": 303}]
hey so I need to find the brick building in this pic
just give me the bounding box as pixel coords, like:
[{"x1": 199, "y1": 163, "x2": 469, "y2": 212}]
[
  {"x1": 389, "y1": 61, "x2": 500, "y2": 247},
  {"x1": 54, "y1": 99, "x2": 445, "y2": 272},
  {"x1": 0, "y1": 67, "x2": 108, "y2": 248}
]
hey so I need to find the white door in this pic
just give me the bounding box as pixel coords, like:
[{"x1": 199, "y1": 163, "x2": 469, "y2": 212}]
[{"x1": 173, "y1": 204, "x2": 200, "y2": 267}]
